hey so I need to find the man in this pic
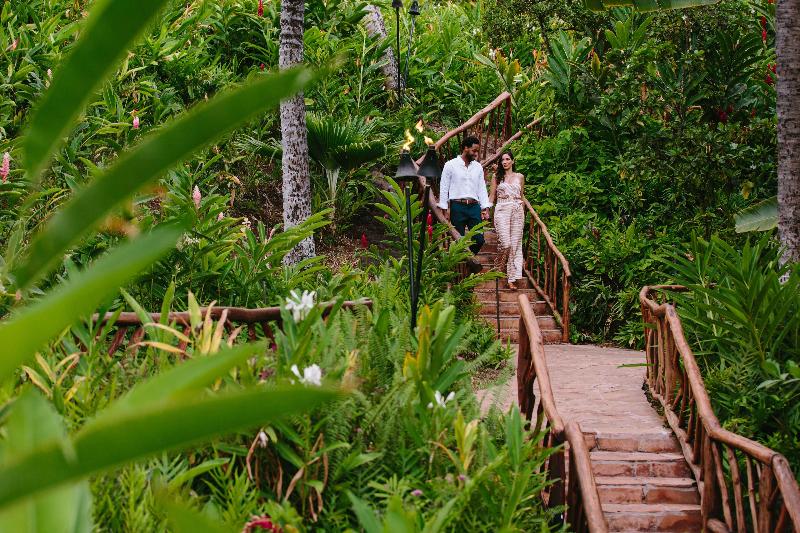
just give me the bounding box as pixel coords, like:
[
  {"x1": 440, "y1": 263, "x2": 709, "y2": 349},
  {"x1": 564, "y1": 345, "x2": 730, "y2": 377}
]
[{"x1": 438, "y1": 136, "x2": 491, "y2": 273}]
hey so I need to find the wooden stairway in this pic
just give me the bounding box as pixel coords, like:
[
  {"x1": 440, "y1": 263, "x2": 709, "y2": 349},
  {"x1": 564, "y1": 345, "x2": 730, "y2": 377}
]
[
  {"x1": 586, "y1": 432, "x2": 701, "y2": 531},
  {"x1": 474, "y1": 230, "x2": 563, "y2": 344}
]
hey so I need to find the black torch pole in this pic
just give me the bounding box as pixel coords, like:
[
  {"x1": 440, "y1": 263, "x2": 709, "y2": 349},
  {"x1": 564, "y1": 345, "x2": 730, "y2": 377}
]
[
  {"x1": 405, "y1": 184, "x2": 416, "y2": 332},
  {"x1": 395, "y1": 8, "x2": 402, "y2": 105},
  {"x1": 411, "y1": 183, "x2": 430, "y2": 330}
]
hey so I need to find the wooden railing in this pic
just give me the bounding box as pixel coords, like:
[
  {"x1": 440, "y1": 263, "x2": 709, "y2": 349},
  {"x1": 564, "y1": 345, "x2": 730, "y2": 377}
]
[
  {"x1": 517, "y1": 293, "x2": 607, "y2": 532},
  {"x1": 640, "y1": 286, "x2": 800, "y2": 533},
  {"x1": 92, "y1": 299, "x2": 372, "y2": 355},
  {"x1": 522, "y1": 199, "x2": 571, "y2": 343}
]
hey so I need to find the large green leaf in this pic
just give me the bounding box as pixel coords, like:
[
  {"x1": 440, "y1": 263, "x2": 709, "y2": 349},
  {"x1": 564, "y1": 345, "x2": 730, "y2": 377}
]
[
  {"x1": 0, "y1": 224, "x2": 182, "y2": 383},
  {"x1": 0, "y1": 391, "x2": 93, "y2": 533},
  {"x1": 735, "y1": 196, "x2": 778, "y2": 233},
  {"x1": 23, "y1": 0, "x2": 172, "y2": 181},
  {"x1": 15, "y1": 67, "x2": 313, "y2": 288},
  {"x1": 0, "y1": 386, "x2": 340, "y2": 508}
]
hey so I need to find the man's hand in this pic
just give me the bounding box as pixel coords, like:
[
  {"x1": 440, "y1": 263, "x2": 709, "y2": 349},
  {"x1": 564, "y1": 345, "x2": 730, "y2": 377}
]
[
  {"x1": 443, "y1": 209, "x2": 450, "y2": 222},
  {"x1": 481, "y1": 209, "x2": 490, "y2": 221}
]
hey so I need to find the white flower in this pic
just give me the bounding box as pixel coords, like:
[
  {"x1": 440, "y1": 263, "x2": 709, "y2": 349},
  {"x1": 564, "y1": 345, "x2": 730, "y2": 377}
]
[
  {"x1": 284, "y1": 290, "x2": 316, "y2": 321},
  {"x1": 256, "y1": 430, "x2": 268, "y2": 448},
  {"x1": 217, "y1": 212, "x2": 225, "y2": 221},
  {"x1": 427, "y1": 390, "x2": 455, "y2": 409},
  {"x1": 291, "y1": 364, "x2": 322, "y2": 386}
]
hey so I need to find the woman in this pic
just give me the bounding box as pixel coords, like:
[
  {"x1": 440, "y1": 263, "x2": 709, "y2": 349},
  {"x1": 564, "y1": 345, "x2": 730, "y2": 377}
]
[{"x1": 489, "y1": 151, "x2": 525, "y2": 290}]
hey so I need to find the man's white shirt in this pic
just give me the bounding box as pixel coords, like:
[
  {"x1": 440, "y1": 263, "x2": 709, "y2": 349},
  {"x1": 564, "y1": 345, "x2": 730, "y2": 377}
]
[{"x1": 437, "y1": 156, "x2": 492, "y2": 210}]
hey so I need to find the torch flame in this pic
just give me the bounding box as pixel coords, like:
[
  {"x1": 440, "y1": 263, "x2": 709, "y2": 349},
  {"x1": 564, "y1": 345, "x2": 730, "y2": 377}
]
[
  {"x1": 401, "y1": 129, "x2": 415, "y2": 152},
  {"x1": 424, "y1": 135, "x2": 434, "y2": 146},
  {"x1": 414, "y1": 119, "x2": 424, "y2": 133}
]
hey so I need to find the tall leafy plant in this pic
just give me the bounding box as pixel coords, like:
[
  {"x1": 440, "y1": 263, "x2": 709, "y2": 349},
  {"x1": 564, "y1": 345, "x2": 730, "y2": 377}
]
[{"x1": 0, "y1": 0, "x2": 338, "y2": 529}]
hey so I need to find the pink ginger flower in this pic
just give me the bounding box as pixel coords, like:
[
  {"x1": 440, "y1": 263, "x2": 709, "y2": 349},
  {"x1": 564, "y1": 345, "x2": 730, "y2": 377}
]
[
  {"x1": 257, "y1": 0, "x2": 264, "y2": 17},
  {"x1": 217, "y1": 212, "x2": 225, "y2": 221},
  {"x1": 8, "y1": 39, "x2": 18, "y2": 51},
  {"x1": 260, "y1": 63, "x2": 265, "y2": 71},
  {"x1": 192, "y1": 185, "x2": 202, "y2": 209},
  {"x1": 1, "y1": 152, "x2": 10, "y2": 183},
  {"x1": 132, "y1": 115, "x2": 140, "y2": 129},
  {"x1": 243, "y1": 515, "x2": 281, "y2": 532},
  {"x1": 427, "y1": 223, "x2": 433, "y2": 239},
  {"x1": 360, "y1": 233, "x2": 368, "y2": 248}
]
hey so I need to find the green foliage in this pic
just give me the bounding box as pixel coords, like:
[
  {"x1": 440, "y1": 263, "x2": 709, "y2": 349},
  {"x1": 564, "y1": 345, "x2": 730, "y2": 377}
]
[{"x1": 665, "y1": 235, "x2": 800, "y2": 472}]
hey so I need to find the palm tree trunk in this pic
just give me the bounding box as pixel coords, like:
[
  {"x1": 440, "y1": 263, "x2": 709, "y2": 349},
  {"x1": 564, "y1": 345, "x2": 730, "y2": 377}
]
[
  {"x1": 280, "y1": 0, "x2": 315, "y2": 264},
  {"x1": 777, "y1": 0, "x2": 800, "y2": 264},
  {"x1": 363, "y1": 4, "x2": 403, "y2": 91}
]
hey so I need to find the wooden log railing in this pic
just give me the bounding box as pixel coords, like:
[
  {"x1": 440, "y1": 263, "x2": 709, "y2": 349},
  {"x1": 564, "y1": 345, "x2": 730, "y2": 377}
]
[
  {"x1": 640, "y1": 286, "x2": 800, "y2": 533},
  {"x1": 522, "y1": 198, "x2": 571, "y2": 343},
  {"x1": 517, "y1": 293, "x2": 607, "y2": 533},
  {"x1": 91, "y1": 299, "x2": 372, "y2": 355}
]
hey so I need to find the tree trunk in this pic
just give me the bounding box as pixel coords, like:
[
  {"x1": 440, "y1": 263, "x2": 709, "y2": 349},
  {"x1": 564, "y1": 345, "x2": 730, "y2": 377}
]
[
  {"x1": 280, "y1": 0, "x2": 315, "y2": 264},
  {"x1": 777, "y1": 0, "x2": 800, "y2": 264},
  {"x1": 363, "y1": 4, "x2": 403, "y2": 91}
]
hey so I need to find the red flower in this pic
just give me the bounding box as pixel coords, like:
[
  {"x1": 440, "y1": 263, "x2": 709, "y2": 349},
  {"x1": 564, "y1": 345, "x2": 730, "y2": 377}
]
[
  {"x1": 426, "y1": 213, "x2": 432, "y2": 225},
  {"x1": 360, "y1": 233, "x2": 368, "y2": 248},
  {"x1": 761, "y1": 16, "x2": 767, "y2": 29},
  {"x1": 260, "y1": 63, "x2": 265, "y2": 71},
  {"x1": 717, "y1": 110, "x2": 728, "y2": 123},
  {"x1": 762, "y1": 29, "x2": 767, "y2": 43},
  {"x1": 427, "y1": 224, "x2": 433, "y2": 239},
  {"x1": 243, "y1": 515, "x2": 281, "y2": 532},
  {"x1": 765, "y1": 73, "x2": 774, "y2": 85},
  {"x1": 751, "y1": 109, "x2": 757, "y2": 118},
  {"x1": 769, "y1": 63, "x2": 776, "y2": 73},
  {"x1": 257, "y1": 0, "x2": 264, "y2": 17}
]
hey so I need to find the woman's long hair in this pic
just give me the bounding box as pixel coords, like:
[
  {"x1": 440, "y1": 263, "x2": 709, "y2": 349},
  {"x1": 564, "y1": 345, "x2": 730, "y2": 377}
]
[{"x1": 496, "y1": 150, "x2": 514, "y2": 182}]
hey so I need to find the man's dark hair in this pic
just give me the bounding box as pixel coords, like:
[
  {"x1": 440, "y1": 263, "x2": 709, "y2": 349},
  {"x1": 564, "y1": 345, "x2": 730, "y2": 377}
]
[{"x1": 461, "y1": 136, "x2": 480, "y2": 150}]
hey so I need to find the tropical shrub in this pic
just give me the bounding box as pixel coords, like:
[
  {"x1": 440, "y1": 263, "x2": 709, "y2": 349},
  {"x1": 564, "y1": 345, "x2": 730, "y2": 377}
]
[{"x1": 666, "y1": 235, "x2": 800, "y2": 472}]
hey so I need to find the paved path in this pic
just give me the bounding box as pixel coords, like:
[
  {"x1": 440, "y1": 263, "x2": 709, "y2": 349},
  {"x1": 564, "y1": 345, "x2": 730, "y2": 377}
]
[
  {"x1": 478, "y1": 343, "x2": 662, "y2": 433},
  {"x1": 476, "y1": 343, "x2": 702, "y2": 531}
]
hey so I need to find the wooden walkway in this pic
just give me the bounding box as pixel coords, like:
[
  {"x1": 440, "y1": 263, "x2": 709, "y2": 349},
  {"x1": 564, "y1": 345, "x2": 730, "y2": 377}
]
[{"x1": 478, "y1": 344, "x2": 702, "y2": 531}]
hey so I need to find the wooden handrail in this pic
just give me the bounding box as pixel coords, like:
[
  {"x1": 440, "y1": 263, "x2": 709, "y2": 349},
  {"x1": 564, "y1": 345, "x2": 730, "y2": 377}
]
[
  {"x1": 91, "y1": 299, "x2": 372, "y2": 355},
  {"x1": 430, "y1": 92, "x2": 512, "y2": 153},
  {"x1": 566, "y1": 421, "x2": 609, "y2": 533},
  {"x1": 483, "y1": 117, "x2": 544, "y2": 168},
  {"x1": 640, "y1": 285, "x2": 800, "y2": 532},
  {"x1": 517, "y1": 293, "x2": 607, "y2": 533},
  {"x1": 522, "y1": 198, "x2": 571, "y2": 342},
  {"x1": 93, "y1": 299, "x2": 371, "y2": 327}
]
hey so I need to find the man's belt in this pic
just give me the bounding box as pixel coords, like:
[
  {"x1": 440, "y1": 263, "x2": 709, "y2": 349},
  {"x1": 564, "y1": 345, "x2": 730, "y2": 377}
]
[{"x1": 450, "y1": 198, "x2": 479, "y2": 205}]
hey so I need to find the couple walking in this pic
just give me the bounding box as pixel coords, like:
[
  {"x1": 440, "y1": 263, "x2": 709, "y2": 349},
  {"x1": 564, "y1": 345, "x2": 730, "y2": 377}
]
[{"x1": 438, "y1": 136, "x2": 525, "y2": 289}]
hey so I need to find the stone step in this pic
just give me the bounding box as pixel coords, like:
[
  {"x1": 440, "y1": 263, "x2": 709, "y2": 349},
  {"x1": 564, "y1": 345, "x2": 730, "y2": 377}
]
[
  {"x1": 475, "y1": 288, "x2": 540, "y2": 303},
  {"x1": 584, "y1": 432, "x2": 681, "y2": 453},
  {"x1": 474, "y1": 278, "x2": 533, "y2": 290},
  {"x1": 596, "y1": 476, "x2": 699, "y2": 505},
  {"x1": 603, "y1": 503, "x2": 702, "y2": 531},
  {"x1": 481, "y1": 315, "x2": 557, "y2": 331},
  {"x1": 590, "y1": 452, "x2": 692, "y2": 478},
  {"x1": 498, "y1": 328, "x2": 563, "y2": 344},
  {"x1": 479, "y1": 300, "x2": 548, "y2": 316}
]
